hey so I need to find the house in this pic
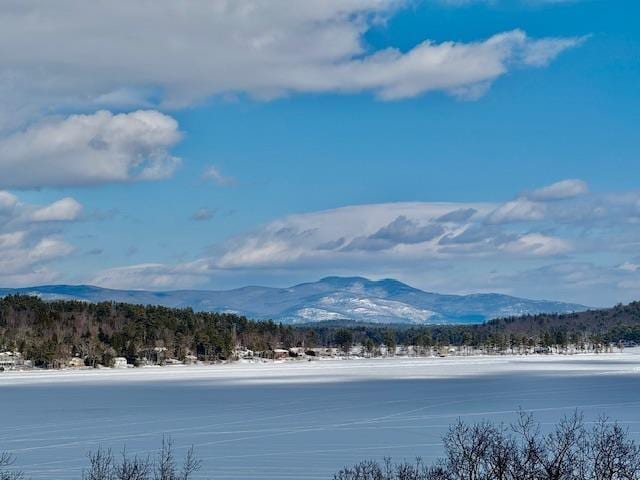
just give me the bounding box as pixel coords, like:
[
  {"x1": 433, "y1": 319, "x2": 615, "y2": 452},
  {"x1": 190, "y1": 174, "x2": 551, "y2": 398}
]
[
  {"x1": 184, "y1": 354, "x2": 198, "y2": 364},
  {"x1": 348, "y1": 345, "x2": 364, "y2": 356},
  {"x1": 113, "y1": 357, "x2": 128, "y2": 368},
  {"x1": 234, "y1": 347, "x2": 254, "y2": 359},
  {"x1": 68, "y1": 357, "x2": 85, "y2": 368},
  {"x1": 272, "y1": 349, "x2": 289, "y2": 360},
  {"x1": 141, "y1": 346, "x2": 167, "y2": 364},
  {"x1": 0, "y1": 351, "x2": 23, "y2": 370}
]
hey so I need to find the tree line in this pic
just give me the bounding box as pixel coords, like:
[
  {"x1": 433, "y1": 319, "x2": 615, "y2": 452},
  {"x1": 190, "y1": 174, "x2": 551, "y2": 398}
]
[
  {"x1": 1, "y1": 295, "x2": 639, "y2": 368},
  {"x1": 0, "y1": 295, "x2": 308, "y2": 367}
]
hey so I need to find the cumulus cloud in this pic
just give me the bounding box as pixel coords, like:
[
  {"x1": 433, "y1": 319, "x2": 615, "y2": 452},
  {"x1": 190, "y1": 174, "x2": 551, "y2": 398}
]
[
  {"x1": 30, "y1": 198, "x2": 83, "y2": 222},
  {"x1": 0, "y1": 231, "x2": 26, "y2": 250},
  {"x1": 0, "y1": 234, "x2": 75, "y2": 286},
  {"x1": 0, "y1": 1, "x2": 583, "y2": 129},
  {"x1": 0, "y1": 192, "x2": 81, "y2": 285},
  {"x1": 0, "y1": 110, "x2": 181, "y2": 189},
  {"x1": 0, "y1": 191, "x2": 18, "y2": 211},
  {"x1": 529, "y1": 179, "x2": 589, "y2": 200},
  {"x1": 28, "y1": 237, "x2": 75, "y2": 262}
]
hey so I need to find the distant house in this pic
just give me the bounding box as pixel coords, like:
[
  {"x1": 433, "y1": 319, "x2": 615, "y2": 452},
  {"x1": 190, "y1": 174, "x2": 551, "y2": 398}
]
[
  {"x1": 234, "y1": 347, "x2": 254, "y2": 359},
  {"x1": 272, "y1": 349, "x2": 289, "y2": 360},
  {"x1": 0, "y1": 351, "x2": 23, "y2": 370},
  {"x1": 67, "y1": 357, "x2": 85, "y2": 368},
  {"x1": 309, "y1": 347, "x2": 339, "y2": 357},
  {"x1": 348, "y1": 345, "x2": 363, "y2": 356},
  {"x1": 113, "y1": 357, "x2": 128, "y2": 368},
  {"x1": 141, "y1": 346, "x2": 167, "y2": 364},
  {"x1": 184, "y1": 354, "x2": 198, "y2": 364}
]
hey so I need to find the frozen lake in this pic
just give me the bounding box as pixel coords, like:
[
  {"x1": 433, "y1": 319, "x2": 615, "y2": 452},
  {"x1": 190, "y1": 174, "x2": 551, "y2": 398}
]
[{"x1": 2, "y1": 352, "x2": 640, "y2": 479}]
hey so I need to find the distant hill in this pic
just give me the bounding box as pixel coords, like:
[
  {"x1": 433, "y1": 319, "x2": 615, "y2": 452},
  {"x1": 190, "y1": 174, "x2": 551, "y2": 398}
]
[{"x1": 0, "y1": 276, "x2": 587, "y2": 324}]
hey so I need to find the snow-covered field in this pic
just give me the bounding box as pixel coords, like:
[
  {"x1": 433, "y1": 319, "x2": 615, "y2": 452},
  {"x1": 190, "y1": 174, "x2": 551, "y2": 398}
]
[{"x1": 1, "y1": 351, "x2": 640, "y2": 479}]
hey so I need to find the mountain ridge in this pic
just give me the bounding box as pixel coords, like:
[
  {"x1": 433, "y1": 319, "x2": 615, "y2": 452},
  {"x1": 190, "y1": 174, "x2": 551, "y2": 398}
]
[{"x1": 0, "y1": 276, "x2": 588, "y2": 325}]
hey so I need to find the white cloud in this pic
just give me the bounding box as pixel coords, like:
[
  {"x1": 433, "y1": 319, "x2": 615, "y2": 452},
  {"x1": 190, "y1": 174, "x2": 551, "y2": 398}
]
[
  {"x1": 0, "y1": 234, "x2": 74, "y2": 285},
  {"x1": 213, "y1": 199, "x2": 574, "y2": 269},
  {"x1": 619, "y1": 262, "x2": 640, "y2": 272},
  {"x1": 30, "y1": 197, "x2": 83, "y2": 222},
  {"x1": 0, "y1": 191, "x2": 18, "y2": 211},
  {"x1": 501, "y1": 232, "x2": 570, "y2": 256},
  {"x1": 214, "y1": 202, "x2": 489, "y2": 269},
  {"x1": 83, "y1": 181, "x2": 640, "y2": 304},
  {"x1": 493, "y1": 261, "x2": 640, "y2": 307},
  {"x1": 202, "y1": 166, "x2": 236, "y2": 187},
  {"x1": 91, "y1": 261, "x2": 212, "y2": 290},
  {"x1": 0, "y1": 110, "x2": 181, "y2": 189},
  {"x1": 0, "y1": 192, "x2": 80, "y2": 285},
  {"x1": 486, "y1": 198, "x2": 546, "y2": 223},
  {"x1": 28, "y1": 237, "x2": 75, "y2": 262},
  {"x1": 0, "y1": 2, "x2": 583, "y2": 129},
  {"x1": 529, "y1": 179, "x2": 589, "y2": 200},
  {"x1": 0, "y1": 231, "x2": 26, "y2": 249}
]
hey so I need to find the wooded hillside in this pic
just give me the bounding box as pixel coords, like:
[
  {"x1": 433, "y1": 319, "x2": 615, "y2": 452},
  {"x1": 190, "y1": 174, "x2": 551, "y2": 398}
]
[{"x1": 1, "y1": 295, "x2": 639, "y2": 368}]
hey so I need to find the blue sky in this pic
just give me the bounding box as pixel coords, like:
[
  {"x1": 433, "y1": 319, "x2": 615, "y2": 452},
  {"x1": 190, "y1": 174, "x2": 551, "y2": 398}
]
[{"x1": 0, "y1": 0, "x2": 638, "y2": 306}]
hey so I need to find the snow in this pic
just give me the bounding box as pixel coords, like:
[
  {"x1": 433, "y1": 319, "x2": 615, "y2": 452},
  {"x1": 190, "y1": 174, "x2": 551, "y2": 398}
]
[
  {"x1": 1, "y1": 350, "x2": 640, "y2": 386},
  {"x1": 292, "y1": 307, "x2": 345, "y2": 321},
  {"x1": 1, "y1": 351, "x2": 640, "y2": 479}
]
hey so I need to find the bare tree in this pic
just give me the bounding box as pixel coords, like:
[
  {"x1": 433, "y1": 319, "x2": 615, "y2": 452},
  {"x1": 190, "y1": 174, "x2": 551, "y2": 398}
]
[
  {"x1": 82, "y1": 439, "x2": 198, "y2": 480},
  {"x1": 83, "y1": 448, "x2": 115, "y2": 480},
  {"x1": 334, "y1": 411, "x2": 640, "y2": 480},
  {"x1": 154, "y1": 437, "x2": 200, "y2": 480},
  {"x1": 587, "y1": 416, "x2": 640, "y2": 480},
  {"x1": 180, "y1": 446, "x2": 201, "y2": 480},
  {"x1": 154, "y1": 437, "x2": 177, "y2": 480},
  {"x1": 0, "y1": 452, "x2": 23, "y2": 480},
  {"x1": 115, "y1": 448, "x2": 151, "y2": 480}
]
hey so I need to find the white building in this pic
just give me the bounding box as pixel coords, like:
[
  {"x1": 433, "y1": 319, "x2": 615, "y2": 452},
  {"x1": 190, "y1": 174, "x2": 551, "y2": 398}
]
[
  {"x1": 0, "y1": 351, "x2": 23, "y2": 370},
  {"x1": 113, "y1": 357, "x2": 128, "y2": 368},
  {"x1": 68, "y1": 357, "x2": 85, "y2": 368}
]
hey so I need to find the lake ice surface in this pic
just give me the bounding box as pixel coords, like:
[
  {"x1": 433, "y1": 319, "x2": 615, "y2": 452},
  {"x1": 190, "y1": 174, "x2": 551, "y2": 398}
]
[{"x1": 1, "y1": 351, "x2": 640, "y2": 479}]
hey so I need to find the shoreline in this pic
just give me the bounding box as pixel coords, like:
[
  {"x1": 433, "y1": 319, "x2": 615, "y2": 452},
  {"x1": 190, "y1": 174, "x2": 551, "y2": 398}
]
[{"x1": 1, "y1": 348, "x2": 639, "y2": 386}]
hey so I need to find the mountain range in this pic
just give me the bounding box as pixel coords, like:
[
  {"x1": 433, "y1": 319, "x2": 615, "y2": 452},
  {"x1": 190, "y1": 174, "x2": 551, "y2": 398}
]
[{"x1": 0, "y1": 276, "x2": 588, "y2": 325}]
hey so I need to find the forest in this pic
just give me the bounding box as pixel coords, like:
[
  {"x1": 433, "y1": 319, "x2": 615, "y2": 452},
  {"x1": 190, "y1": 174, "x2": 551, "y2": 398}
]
[{"x1": 1, "y1": 294, "x2": 639, "y2": 368}]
